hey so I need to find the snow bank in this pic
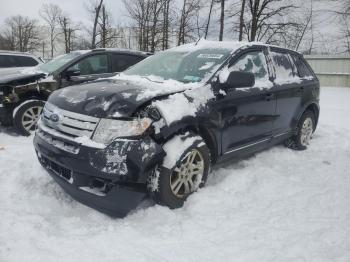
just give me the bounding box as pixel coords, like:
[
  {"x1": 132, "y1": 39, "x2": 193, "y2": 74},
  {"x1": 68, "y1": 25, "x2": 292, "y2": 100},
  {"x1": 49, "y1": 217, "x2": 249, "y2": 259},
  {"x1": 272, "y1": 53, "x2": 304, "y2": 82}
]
[{"x1": 1, "y1": 87, "x2": 350, "y2": 261}]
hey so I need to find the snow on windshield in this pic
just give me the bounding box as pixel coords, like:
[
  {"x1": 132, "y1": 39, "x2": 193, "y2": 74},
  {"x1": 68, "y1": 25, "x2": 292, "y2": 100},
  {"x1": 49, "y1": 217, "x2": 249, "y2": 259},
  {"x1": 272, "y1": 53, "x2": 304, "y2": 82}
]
[{"x1": 123, "y1": 47, "x2": 231, "y2": 84}]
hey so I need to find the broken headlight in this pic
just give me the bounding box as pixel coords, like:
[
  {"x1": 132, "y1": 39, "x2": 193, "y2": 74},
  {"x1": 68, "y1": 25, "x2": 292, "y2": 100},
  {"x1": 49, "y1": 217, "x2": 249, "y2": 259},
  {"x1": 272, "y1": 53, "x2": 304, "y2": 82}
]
[{"x1": 92, "y1": 118, "x2": 152, "y2": 145}]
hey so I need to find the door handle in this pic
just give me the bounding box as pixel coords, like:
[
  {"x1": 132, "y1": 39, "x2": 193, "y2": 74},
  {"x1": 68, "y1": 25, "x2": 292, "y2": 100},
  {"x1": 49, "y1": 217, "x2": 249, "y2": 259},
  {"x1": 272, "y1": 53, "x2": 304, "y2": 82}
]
[{"x1": 265, "y1": 93, "x2": 274, "y2": 101}]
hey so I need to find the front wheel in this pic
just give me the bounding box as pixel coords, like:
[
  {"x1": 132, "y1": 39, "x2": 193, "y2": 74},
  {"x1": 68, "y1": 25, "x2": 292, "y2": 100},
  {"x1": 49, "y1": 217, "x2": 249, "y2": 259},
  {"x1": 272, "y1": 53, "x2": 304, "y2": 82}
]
[
  {"x1": 149, "y1": 134, "x2": 211, "y2": 209},
  {"x1": 13, "y1": 100, "x2": 45, "y2": 136},
  {"x1": 285, "y1": 110, "x2": 315, "y2": 150}
]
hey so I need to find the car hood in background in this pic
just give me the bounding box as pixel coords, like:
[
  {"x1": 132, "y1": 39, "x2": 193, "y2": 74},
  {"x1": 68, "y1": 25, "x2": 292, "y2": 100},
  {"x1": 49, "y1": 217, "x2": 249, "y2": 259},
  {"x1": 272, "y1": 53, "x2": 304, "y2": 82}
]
[
  {"x1": 0, "y1": 66, "x2": 46, "y2": 86},
  {"x1": 48, "y1": 78, "x2": 190, "y2": 118}
]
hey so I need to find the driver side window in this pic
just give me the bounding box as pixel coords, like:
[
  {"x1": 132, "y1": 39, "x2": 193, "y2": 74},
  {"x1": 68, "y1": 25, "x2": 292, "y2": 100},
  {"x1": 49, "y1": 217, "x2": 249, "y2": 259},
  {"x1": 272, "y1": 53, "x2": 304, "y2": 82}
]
[
  {"x1": 68, "y1": 54, "x2": 108, "y2": 75},
  {"x1": 229, "y1": 51, "x2": 270, "y2": 86}
]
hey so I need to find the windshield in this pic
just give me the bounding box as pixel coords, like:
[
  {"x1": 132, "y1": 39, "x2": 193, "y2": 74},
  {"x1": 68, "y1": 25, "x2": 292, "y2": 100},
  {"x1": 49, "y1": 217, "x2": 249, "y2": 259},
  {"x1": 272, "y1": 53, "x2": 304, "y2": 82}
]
[
  {"x1": 124, "y1": 48, "x2": 232, "y2": 83},
  {"x1": 37, "y1": 52, "x2": 86, "y2": 73}
]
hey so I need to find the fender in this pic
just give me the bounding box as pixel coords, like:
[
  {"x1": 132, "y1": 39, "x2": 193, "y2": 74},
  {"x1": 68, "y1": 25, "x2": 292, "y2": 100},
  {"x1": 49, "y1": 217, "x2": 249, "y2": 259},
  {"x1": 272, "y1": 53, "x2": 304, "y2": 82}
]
[
  {"x1": 153, "y1": 116, "x2": 220, "y2": 164},
  {"x1": 293, "y1": 100, "x2": 320, "y2": 132}
]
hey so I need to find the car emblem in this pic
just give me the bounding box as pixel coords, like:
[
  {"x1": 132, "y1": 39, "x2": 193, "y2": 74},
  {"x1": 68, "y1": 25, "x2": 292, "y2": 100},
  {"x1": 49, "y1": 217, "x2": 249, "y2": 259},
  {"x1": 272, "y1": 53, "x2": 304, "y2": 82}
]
[{"x1": 50, "y1": 113, "x2": 60, "y2": 123}]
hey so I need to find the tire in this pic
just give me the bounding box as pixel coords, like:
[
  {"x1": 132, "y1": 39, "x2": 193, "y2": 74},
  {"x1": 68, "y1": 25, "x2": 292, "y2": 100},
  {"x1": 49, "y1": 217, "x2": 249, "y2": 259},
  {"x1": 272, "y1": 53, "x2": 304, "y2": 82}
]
[
  {"x1": 13, "y1": 100, "x2": 45, "y2": 136},
  {"x1": 149, "y1": 133, "x2": 211, "y2": 209},
  {"x1": 285, "y1": 110, "x2": 315, "y2": 150}
]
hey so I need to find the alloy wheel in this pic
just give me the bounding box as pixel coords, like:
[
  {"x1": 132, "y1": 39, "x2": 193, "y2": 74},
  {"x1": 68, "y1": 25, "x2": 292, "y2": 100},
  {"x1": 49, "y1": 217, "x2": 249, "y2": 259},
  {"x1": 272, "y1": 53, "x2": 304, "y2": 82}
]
[
  {"x1": 170, "y1": 149, "x2": 205, "y2": 198},
  {"x1": 300, "y1": 117, "x2": 313, "y2": 146},
  {"x1": 21, "y1": 106, "x2": 43, "y2": 132}
]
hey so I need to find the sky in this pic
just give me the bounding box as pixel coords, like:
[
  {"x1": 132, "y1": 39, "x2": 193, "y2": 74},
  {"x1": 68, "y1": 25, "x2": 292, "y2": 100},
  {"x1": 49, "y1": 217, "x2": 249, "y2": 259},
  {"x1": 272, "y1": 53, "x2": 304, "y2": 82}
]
[
  {"x1": 0, "y1": 0, "x2": 347, "y2": 54},
  {"x1": 0, "y1": 0, "x2": 129, "y2": 26}
]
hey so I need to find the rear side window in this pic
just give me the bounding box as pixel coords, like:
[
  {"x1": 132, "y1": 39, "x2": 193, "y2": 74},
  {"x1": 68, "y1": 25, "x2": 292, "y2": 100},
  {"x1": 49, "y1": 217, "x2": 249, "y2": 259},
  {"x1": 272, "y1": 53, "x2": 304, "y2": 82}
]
[
  {"x1": 0, "y1": 55, "x2": 38, "y2": 67},
  {"x1": 13, "y1": 56, "x2": 39, "y2": 67},
  {"x1": 270, "y1": 51, "x2": 295, "y2": 82},
  {"x1": 111, "y1": 54, "x2": 143, "y2": 72},
  {"x1": 0, "y1": 55, "x2": 14, "y2": 67},
  {"x1": 291, "y1": 54, "x2": 314, "y2": 78}
]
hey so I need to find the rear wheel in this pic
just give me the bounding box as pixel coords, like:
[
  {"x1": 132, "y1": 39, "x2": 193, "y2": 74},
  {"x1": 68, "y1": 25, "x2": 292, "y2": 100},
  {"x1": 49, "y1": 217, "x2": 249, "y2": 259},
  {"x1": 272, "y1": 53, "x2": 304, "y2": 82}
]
[
  {"x1": 13, "y1": 100, "x2": 45, "y2": 136},
  {"x1": 149, "y1": 134, "x2": 210, "y2": 208},
  {"x1": 285, "y1": 110, "x2": 315, "y2": 150}
]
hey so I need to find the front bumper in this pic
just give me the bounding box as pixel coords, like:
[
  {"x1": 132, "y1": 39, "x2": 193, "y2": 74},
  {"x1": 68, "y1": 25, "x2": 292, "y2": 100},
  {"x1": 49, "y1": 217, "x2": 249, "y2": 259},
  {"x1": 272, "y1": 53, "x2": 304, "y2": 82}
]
[{"x1": 33, "y1": 131, "x2": 164, "y2": 217}]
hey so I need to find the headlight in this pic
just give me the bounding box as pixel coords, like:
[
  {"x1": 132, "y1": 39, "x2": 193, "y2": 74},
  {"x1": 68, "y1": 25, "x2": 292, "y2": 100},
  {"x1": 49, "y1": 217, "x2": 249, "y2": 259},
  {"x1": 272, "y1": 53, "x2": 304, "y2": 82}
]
[{"x1": 92, "y1": 118, "x2": 152, "y2": 145}]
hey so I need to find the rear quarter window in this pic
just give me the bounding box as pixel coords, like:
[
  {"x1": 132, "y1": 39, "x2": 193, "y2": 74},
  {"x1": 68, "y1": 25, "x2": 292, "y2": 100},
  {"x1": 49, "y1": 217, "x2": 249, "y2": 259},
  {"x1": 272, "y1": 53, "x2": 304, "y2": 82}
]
[
  {"x1": 291, "y1": 54, "x2": 315, "y2": 79},
  {"x1": 270, "y1": 51, "x2": 299, "y2": 84}
]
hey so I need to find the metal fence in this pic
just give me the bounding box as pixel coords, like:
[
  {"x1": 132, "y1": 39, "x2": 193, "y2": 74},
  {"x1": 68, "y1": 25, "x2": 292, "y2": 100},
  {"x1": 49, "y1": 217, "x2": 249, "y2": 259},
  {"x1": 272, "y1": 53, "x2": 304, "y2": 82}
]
[{"x1": 304, "y1": 55, "x2": 350, "y2": 87}]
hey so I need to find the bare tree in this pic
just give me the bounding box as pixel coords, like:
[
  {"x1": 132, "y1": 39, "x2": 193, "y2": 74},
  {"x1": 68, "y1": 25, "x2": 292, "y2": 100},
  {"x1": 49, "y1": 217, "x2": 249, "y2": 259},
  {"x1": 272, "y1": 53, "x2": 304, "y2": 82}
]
[
  {"x1": 162, "y1": 0, "x2": 172, "y2": 49},
  {"x1": 204, "y1": 0, "x2": 214, "y2": 39},
  {"x1": 177, "y1": 0, "x2": 203, "y2": 45},
  {"x1": 39, "y1": 4, "x2": 62, "y2": 58},
  {"x1": 334, "y1": 0, "x2": 350, "y2": 53},
  {"x1": 59, "y1": 15, "x2": 80, "y2": 53},
  {"x1": 97, "y1": 4, "x2": 114, "y2": 47},
  {"x1": 123, "y1": 0, "x2": 149, "y2": 51},
  {"x1": 239, "y1": 0, "x2": 246, "y2": 41},
  {"x1": 91, "y1": 0, "x2": 104, "y2": 49},
  {"x1": 295, "y1": 1, "x2": 313, "y2": 51},
  {"x1": 242, "y1": 0, "x2": 297, "y2": 42},
  {"x1": 1, "y1": 15, "x2": 40, "y2": 52},
  {"x1": 219, "y1": 0, "x2": 226, "y2": 41}
]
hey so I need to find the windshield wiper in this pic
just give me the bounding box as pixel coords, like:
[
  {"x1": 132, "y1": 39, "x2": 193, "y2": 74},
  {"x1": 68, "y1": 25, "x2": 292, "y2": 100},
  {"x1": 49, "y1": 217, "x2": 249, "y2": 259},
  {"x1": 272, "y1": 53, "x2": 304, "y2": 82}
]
[{"x1": 141, "y1": 76, "x2": 164, "y2": 83}]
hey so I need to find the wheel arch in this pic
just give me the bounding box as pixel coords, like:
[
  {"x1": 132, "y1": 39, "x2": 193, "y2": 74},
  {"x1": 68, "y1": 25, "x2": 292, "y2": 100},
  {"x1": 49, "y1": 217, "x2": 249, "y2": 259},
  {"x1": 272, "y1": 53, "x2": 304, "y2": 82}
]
[
  {"x1": 158, "y1": 120, "x2": 219, "y2": 164},
  {"x1": 18, "y1": 90, "x2": 47, "y2": 102},
  {"x1": 300, "y1": 102, "x2": 320, "y2": 130}
]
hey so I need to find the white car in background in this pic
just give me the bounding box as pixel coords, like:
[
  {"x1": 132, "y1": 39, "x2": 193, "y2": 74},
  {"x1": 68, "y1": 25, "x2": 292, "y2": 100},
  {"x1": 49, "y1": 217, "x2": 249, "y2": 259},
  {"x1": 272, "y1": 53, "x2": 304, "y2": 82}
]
[{"x1": 0, "y1": 51, "x2": 43, "y2": 69}]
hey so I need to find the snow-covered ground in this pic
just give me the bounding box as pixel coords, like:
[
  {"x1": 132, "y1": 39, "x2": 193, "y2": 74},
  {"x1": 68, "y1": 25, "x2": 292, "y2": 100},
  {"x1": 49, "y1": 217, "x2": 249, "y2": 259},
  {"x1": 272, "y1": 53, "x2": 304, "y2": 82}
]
[{"x1": 1, "y1": 87, "x2": 350, "y2": 262}]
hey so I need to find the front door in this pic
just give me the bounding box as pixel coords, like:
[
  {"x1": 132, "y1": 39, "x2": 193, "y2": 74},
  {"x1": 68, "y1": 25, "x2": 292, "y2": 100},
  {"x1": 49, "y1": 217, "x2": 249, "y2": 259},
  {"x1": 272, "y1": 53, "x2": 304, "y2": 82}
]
[
  {"x1": 217, "y1": 49, "x2": 276, "y2": 155},
  {"x1": 61, "y1": 53, "x2": 112, "y2": 88}
]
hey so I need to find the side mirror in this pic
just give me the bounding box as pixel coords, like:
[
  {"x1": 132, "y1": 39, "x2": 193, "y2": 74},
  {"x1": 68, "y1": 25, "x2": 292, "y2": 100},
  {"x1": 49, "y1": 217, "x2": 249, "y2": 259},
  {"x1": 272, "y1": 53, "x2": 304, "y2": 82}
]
[
  {"x1": 221, "y1": 71, "x2": 255, "y2": 90},
  {"x1": 64, "y1": 68, "x2": 81, "y2": 78}
]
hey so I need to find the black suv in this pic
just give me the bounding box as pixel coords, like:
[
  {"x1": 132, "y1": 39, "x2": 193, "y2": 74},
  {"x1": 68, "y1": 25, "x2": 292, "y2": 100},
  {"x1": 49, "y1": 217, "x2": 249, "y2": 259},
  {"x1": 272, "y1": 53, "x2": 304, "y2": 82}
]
[
  {"x1": 0, "y1": 49, "x2": 149, "y2": 135},
  {"x1": 33, "y1": 41, "x2": 320, "y2": 217}
]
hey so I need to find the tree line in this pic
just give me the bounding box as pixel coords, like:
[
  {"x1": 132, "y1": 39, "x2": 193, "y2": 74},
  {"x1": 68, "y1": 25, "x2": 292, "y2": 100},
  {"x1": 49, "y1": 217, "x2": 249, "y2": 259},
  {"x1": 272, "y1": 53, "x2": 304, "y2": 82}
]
[{"x1": 0, "y1": 0, "x2": 349, "y2": 58}]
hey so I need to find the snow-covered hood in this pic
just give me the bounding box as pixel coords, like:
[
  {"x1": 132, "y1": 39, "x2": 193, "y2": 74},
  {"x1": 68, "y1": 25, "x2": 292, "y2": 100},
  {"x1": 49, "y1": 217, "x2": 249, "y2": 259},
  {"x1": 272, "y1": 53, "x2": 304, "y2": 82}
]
[
  {"x1": 0, "y1": 66, "x2": 46, "y2": 86},
  {"x1": 48, "y1": 78, "x2": 194, "y2": 118}
]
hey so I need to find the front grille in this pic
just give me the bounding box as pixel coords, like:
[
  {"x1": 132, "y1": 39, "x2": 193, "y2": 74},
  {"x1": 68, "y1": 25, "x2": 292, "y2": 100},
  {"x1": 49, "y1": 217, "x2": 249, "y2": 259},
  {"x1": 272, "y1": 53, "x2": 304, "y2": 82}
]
[
  {"x1": 42, "y1": 102, "x2": 99, "y2": 138},
  {"x1": 37, "y1": 128, "x2": 80, "y2": 154},
  {"x1": 41, "y1": 155, "x2": 73, "y2": 183}
]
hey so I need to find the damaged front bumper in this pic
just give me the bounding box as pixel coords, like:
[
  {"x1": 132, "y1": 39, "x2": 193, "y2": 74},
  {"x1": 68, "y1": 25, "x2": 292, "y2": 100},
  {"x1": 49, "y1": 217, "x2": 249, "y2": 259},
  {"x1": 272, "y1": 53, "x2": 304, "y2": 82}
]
[{"x1": 33, "y1": 129, "x2": 165, "y2": 217}]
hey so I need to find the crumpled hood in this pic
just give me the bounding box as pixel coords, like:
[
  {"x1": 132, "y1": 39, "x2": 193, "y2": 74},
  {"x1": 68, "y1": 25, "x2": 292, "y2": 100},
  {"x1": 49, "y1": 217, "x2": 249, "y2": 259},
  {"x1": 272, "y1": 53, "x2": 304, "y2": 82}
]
[
  {"x1": 0, "y1": 66, "x2": 46, "y2": 85},
  {"x1": 48, "y1": 78, "x2": 191, "y2": 118}
]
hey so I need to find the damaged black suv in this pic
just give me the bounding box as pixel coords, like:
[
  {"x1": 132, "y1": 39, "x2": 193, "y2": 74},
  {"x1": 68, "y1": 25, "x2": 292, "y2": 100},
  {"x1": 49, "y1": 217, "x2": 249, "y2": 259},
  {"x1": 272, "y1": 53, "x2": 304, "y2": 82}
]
[
  {"x1": 33, "y1": 41, "x2": 320, "y2": 217},
  {"x1": 0, "y1": 49, "x2": 148, "y2": 135}
]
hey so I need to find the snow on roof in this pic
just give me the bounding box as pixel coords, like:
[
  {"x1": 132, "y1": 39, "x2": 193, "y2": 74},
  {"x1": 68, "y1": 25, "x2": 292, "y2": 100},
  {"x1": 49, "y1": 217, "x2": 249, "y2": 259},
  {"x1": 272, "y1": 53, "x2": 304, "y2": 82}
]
[
  {"x1": 169, "y1": 39, "x2": 261, "y2": 52},
  {"x1": 169, "y1": 39, "x2": 298, "y2": 54}
]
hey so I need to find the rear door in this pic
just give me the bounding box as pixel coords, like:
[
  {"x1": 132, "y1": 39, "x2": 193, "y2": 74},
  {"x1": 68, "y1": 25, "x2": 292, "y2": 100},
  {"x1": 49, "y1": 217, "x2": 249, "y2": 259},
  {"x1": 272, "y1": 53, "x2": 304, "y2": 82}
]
[
  {"x1": 218, "y1": 48, "x2": 276, "y2": 155},
  {"x1": 268, "y1": 49, "x2": 304, "y2": 135}
]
